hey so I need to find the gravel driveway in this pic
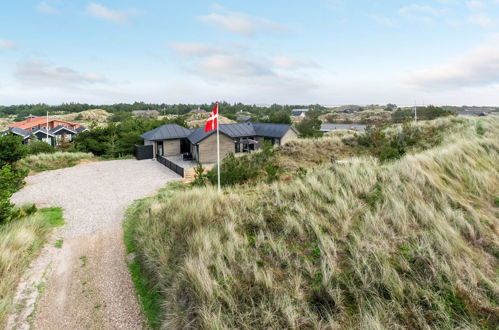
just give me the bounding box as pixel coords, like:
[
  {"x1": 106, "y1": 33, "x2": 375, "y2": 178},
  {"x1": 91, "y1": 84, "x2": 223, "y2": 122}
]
[{"x1": 8, "y1": 159, "x2": 181, "y2": 329}]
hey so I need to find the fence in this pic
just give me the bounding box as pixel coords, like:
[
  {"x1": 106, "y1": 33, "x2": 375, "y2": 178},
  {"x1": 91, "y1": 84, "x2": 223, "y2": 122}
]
[
  {"x1": 156, "y1": 155, "x2": 184, "y2": 177},
  {"x1": 134, "y1": 145, "x2": 153, "y2": 160}
]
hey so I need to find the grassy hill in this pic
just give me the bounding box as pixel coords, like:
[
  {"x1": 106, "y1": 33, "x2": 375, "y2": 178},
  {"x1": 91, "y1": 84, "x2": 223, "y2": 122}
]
[{"x1": 125, "y1": 117, "x2": 498, "y2": 329}]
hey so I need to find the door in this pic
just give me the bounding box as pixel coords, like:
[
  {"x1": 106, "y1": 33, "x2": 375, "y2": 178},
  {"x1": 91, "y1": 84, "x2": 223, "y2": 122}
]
[
  {"x1": 180, "y1": 139, "x2": 190, "y2": 154},
  {"x1": 157, "y1": 141, "x2": 164, "y2": 156}
]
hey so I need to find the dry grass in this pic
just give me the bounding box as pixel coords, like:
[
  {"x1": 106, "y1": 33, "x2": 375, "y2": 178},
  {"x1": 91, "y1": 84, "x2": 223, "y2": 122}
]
[
  {"x1": 0, "y1": 208, "x2": 64, "y2": 328},
  {"x1": 320, "y1": 110, "x2": 392, "y2": 124},
  {"x1": 58, "y1": 109, "x2": 111, "y2": 127},
  {"x1": 17, "y1": 152, "x2": 95, "y2": 173},
  {"x1": 186, "y1": 112, "x2": 236, "y2": 128},
  {"x1": 126, "y1": 117, "x2": 498, "y2": 329},
  {"x1": 0, "y1": 116, "x2": 16, "y2": 131},
  {"x1": 276, "y1": 130, "x2": 361, "y2": 172}
]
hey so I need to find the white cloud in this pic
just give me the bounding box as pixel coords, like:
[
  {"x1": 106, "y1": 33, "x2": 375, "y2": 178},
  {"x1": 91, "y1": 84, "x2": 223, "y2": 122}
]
[
  {"x1": 168, "y1": 42, "x2": 218, "y2": 57},
  {"x1": 86, "y1": 3, "x2": 134, "y2": 24},
  {"x1": 273, "y1": 56, "x2": 318, "y2": 69},
  {"x1": 408, "y1": 43, "x2": 499, "y2": 89},
  {"x1": 399, "y1": 4, "x2": 442, "y2": 16},
  {"x1": 466, "y1": 1, "x2": 486, "y2": 10},
  {"x1": 36, "y1": 2, "x2": 57, "y2": 14},
  {"x1": 198, "y1": 8, "x2": 286, "y2": 37},
  {"x1": 15, "y1": 61, "x2": 107, "y2": 87},
  {"x1": 0, "y1": 40, "x2": 16, "y2": 49},
  {"x1": 369, "y1": 14, "x2": 398, "y2": 27},
  {"x1": 468, "y1": 13, "x2": 493, "y2": 26}
]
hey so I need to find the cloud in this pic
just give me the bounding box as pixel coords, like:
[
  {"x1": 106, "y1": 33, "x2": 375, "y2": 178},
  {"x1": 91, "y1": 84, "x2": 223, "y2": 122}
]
[
  {"x1": 168, "y1": 42, "x2": 218, "y2": 57},
  {"x1": 466, "y1": 0, "x2": 486, "y2": 10},
  {"x1": 398, "y1": 4, "x2": 444, "y2": 22},
  {"x1": 407, "y1": 44, "x2": 499, "y2": 89},
  {"x1": 399, "y1": 4, "x2": 442, "y2": 16},
  {"x1": 15, "y1": 61, "x2": 107, "y2": 87},
  {"x1": 86, "y1": 3, "x2": 136, "y2": 24},
  {"x1": 196, "y1": 54, "x2": 272, "y2": 78},
  {"x1": 198, "y1": 7, "x2": 286, "y2": 37},
  {"x1": 36, "y1": 2, "x2": 57, "y2": 14},
  {"x1": 273, "y1": 56, "x2": 318, "y2": 69},
  {"x1": 468, "y1": 13, "x2": 493, "y2": 26},
  {"x1": 368, "y1": 14, "x2": 398, "y2": 27},
  {"x1": 0, "y1": 40, "x2": 16, "y2": 49}
]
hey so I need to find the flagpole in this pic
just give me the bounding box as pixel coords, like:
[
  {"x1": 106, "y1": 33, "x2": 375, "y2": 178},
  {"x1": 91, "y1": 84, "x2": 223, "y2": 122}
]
[
  {"x1": 216, "y1": 102, "x2": 221, "y2": 192},
  {"x1": 46, "y1": 111, "x2": 49, "y2": 145}
]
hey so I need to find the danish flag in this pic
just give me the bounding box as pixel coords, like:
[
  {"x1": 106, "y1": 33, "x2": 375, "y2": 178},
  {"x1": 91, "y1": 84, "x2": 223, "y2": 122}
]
[{"x1": 204, "y1": 102, "x2": 219, "y2": 132}]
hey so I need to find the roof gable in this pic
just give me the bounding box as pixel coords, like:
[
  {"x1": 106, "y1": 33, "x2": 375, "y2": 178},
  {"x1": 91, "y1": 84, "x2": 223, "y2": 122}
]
[
  {"x1": 141, "y1": 124, "x2": 192, "y2": 141},
  {"x1": 3, "y1": 127, "x2": 31, "y2": 138}
]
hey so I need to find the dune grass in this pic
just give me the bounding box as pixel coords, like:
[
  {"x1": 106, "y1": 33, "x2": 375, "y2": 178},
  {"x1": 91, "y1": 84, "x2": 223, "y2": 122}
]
[
  {"x1": 17, "y1": 152, "x2": 95, "y2": 173},
  {"x1": 126, "y1": 117, "x2": 498, "y2": 328},
  {"x1": 0, "y1": 207, "x2": 64, "y2": 327}
]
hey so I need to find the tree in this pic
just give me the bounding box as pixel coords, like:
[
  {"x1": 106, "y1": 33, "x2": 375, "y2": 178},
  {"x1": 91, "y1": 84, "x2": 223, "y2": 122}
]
[
  {"x1": 0, "y1": 134, "x2": 26, "y2": 168},
  {"x1": 296, "y1": 109, "x2": 323, "y2": 138},
  {"x1": 265, "y1": 110, "x2": 291, "y2": 124}
]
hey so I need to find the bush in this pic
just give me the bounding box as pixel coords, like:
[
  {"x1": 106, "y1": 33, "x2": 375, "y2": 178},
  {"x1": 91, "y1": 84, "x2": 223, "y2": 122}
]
[
  {"x1": 0, "y1": 165, "x2": 27, "y2": 224},
  {"x1": 0, "y1": 134, "x2": 26, "y2": 168},
  {"x1": 207, "y1": 142, "x2": 278, "y2": 186},
  {"x1": 26, "y1": 141, "x2": 55, "y2": 155}
]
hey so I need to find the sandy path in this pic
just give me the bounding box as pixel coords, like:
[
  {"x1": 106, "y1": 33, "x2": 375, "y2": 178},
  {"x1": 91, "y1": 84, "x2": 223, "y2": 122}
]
[{"x1": 7, "y1": 159, "x2": 181, "y2": 329}]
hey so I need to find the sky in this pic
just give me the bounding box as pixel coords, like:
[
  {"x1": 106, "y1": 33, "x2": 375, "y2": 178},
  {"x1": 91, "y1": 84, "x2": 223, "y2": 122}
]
[{"x1": 0, "y1": 0, "x2": 498, "y2": 106}]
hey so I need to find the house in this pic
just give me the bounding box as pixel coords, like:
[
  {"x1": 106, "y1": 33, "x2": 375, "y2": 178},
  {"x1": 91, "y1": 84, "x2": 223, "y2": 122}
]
[
  {"x1": 190, "y1": 107, "x2": 206, "y2": 114},
  {"x1": 4, "y1": 115, "x2": 86, "y2": 146},
  {"x1": 132, "y1": 110, "x2": 160, "y2": 117},
  {"x1": 141, "y1": 122, "x2": 299, "y2": 164},
  {"x1": 236, "y1": 116, "x2": 252, "y2": 122},
  {"x1": 291, "y1": 109, "x2": 309, "y2": 117},
  {"x1": 320, "y1": 123, "x2": 366, "y2": 132}
]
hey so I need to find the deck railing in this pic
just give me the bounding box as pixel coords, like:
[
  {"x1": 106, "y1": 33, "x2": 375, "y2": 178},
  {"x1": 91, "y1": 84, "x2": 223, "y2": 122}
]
[{"x1": 156, "y1": 155, "x2": 184, "y2": 177}]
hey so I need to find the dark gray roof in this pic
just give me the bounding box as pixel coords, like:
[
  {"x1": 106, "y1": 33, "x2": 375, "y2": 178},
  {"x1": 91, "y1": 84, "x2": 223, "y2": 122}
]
[
  {"x1": 291, "y1": 109, "x2": 308, "y2": 116},
  {"x1": 141, "y1": 124, "x2": 192, "y2": 141},
  {"x1": 76, "y1": 126, "x2": 88, "y2": 133},
  {"x1": 3, "y1": 127, "x2": 31, "y2": 138},
  {"x1": 187, "y1": 122, "x2": 295, "y2": 144},
  {"x1": 187, "y1": 123, "x2": 255, "y2": 144},
  {"x1": 32, "y1": 128, "x2": 54, "y2": 137},
  {"x1": 51, "y1": 125, "x2": 77, "y2": 134},
  {"x1": 253, "y1": 123, "x2": 296, "y2": 138}
]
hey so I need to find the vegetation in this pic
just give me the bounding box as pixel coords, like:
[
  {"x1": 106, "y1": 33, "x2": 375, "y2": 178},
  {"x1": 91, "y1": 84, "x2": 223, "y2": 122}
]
[
  {"x1": 74, "y1": 116, "x2": 187, "y2": 157},
  {"x1": 0, "y1": 207, "x2": 64, "y2": 327},
  {"x1": 16, "y1": 152, "x2": 95, "y2": 173},
  {"x1": 26, "y1": 141, "x2": 56, "y2": 155},
  {"x1": 295, "y1": 109, "x2": 323, "y2": 137},
  {"x1": 392, "y1": 105, "x2": 453, "y2": 123},
  {"x1": 205, "y1": 142, "x2": 279, "y2": 186},
  {"x1": 0, "y1": 134, "x2": 26, "y2": 169},
  {"x1": 125, "y1": 116, "x2": 499, "y2": 329}
]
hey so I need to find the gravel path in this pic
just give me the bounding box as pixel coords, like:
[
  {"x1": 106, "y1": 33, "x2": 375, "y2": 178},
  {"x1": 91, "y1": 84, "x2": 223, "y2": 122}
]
[{"x1": 7, "y1": 159, "x2": 181, "y2": 330}]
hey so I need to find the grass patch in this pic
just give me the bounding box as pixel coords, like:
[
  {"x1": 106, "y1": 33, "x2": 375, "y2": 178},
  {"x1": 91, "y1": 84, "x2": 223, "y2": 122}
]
[
  {"x1": 126, "y1": 116, "x2": 499, "y2": 328},
  {"x1": 39, "y1": 207, "x2": 64, "y2": 227},
  {"x1": 54, "y1": 239, "x2": 63, "y2": 248},
  {"x1": 17, "y1": 152, "x2": 95, "y2": 173},
  {"x1": 0, "y1": 207, "x2": 64, "y2": 328},
  {"x1": 124, "y1": 199, "x2": 163, "y2": 329}
]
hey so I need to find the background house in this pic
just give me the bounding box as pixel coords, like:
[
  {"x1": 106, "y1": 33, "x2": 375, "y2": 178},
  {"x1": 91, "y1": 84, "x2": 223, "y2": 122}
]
[
  {"x1": 3, "y1": 115, "x2": 86, "y2": 146},
  {"x1": 291, "y1": 109, "x2": 309, "y2": 117}
]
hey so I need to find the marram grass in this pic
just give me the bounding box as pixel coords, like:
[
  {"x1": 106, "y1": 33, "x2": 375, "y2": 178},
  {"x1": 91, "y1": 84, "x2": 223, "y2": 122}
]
[
  {"x1": 126, "y1": 117, "x2": 498, "y2": 329},
  {"x1": 17, "y1": 152, "x2": 94, "y2": 173},
  {"x1": 0, "y1": 207, "x2": 64, "y2": 327}
]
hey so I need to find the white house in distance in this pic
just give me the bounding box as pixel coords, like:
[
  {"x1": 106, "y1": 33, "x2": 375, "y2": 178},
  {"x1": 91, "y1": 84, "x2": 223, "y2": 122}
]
[{"x1": 291, "y1": 109, "x2": 309, "y2": 118}]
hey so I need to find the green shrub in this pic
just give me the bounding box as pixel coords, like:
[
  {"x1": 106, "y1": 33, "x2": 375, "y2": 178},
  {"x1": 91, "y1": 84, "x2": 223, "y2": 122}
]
[
  {"x1": 0, "y1": 134, "x2": 26, "y2": 168},
  {"x1": 0, "y1": 165, "x2": 27, "y2": 224},
  {"x1": 207, "y1": 142, "x2": 278, "y2": 186},
  {"x1": 26, "y1": 141, "x2": 55, "y2": 155}
]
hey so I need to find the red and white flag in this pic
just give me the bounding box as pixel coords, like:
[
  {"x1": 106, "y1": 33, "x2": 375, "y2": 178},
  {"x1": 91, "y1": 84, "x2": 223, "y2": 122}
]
[{"x1": 204, "y1": 102, "x2": 219, "y2": 132}]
